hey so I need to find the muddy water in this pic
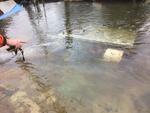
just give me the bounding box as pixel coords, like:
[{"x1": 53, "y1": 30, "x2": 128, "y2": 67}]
[{"x1": 0, "y1": 1, "x2": 150, "y2": 113}]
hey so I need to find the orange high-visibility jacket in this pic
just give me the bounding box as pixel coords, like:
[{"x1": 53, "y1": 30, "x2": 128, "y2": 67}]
[{"x1": 0, "y1": 34, "x2": 6, "y2": 47}]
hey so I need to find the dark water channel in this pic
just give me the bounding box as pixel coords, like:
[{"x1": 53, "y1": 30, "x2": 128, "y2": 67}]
[{"x1": 0, "y1": 1, "x2": 150, "y2": 113}]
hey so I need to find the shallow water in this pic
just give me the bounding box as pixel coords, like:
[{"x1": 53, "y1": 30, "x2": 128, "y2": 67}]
[{"x1": 0, "y1": 1, "x2": 150, "y2": 113}]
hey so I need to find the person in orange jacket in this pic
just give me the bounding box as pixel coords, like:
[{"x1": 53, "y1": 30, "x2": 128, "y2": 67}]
[
  {"x1": 0, "y1": 34, "x2": 25, "y2": 49},
  {"x1": 0, "y1": 9, "x2": 25, "y2": 52}
]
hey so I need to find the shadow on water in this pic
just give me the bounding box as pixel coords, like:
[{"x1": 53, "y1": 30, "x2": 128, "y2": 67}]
[
  {"x1": 24, "y1": 4, "x2": 49, "y2": 56},
  {"x1": 64, "y1": 2, "x2": 73, "y2": 49}
]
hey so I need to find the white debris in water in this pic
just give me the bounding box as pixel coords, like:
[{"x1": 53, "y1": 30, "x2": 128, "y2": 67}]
[{"x1": 103, "y1": 48, "x2": 124, "y2": 62}]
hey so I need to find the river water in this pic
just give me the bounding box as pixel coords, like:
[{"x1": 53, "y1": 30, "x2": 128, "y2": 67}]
[{"x1": 0, "y1": 1, "x2": 150, "y2": 113}]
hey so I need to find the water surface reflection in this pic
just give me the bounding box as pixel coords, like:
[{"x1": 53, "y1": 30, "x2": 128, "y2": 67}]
[{"x1": 0, "y1": 1, "x2": 150, "y2": 113}]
